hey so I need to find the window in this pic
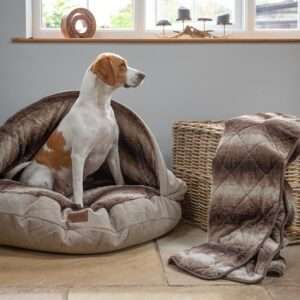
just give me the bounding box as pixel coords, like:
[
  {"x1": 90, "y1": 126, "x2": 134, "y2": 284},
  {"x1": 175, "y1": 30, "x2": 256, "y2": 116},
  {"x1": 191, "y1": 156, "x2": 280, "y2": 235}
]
[
  {"x1": 41, "y1": 0, "x2": 134, "y2": 30},
  {"x1": 31, "y1": 0, "x2": 300, "y2": 38},
  {"x1": 256, "y1": 0, "x2": 298, "y2": 29},
  {"x1": 146, "y1": 0, "x2": 241, "y2": 31}
]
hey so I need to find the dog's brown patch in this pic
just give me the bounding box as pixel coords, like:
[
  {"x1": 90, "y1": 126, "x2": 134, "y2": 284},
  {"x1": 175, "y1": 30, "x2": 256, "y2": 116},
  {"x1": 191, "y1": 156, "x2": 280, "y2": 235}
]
[
  {"x1": 35, "y1": 131, "x2": 72, "y2": 171},
  {"x1": 90, "y1": 53, "x2": 127, "y2": 87}
]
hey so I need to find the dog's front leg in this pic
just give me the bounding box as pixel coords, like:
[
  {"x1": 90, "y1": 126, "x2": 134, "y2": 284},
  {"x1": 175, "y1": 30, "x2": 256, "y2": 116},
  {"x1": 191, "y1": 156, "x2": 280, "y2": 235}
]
[
  {"x1": 71, "y1": 152, "x2": 85, "y2": 208},
  {"x1": 107, "y1": 144, "x2": 125, "y2": 185}
]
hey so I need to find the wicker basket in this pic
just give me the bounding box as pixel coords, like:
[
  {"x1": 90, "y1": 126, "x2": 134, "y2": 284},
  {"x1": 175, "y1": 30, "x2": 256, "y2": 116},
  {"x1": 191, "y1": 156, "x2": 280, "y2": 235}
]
[{"x1": 173, "y1": 121, "x2": 300, "y2": 244}]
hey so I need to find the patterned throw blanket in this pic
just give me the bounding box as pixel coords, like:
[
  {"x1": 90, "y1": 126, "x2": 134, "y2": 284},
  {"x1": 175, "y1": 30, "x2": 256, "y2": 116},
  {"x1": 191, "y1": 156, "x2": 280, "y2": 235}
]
[{"x1": 169, "y1": 113, "x2": 300, "y2": 284}]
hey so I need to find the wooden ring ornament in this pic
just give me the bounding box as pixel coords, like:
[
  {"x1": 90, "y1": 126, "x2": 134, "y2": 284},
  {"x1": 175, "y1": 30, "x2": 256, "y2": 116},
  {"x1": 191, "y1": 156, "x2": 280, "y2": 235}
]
[{"x1": 61, "y1": 8, "x2": 96, "y2": 38}]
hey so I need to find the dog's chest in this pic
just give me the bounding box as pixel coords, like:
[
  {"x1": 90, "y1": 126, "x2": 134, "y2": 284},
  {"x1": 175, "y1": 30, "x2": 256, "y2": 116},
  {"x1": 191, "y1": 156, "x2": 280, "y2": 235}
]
[
  {"x1": 52, "y1": 111, "x2": 118, "y2": 195},
  {"x1": 66, "y1": 102, "x2": 118, "y2": 149},
  {"x1": 87, "y1": 108, "x2": 118, "y2": 150},
  {"x1": 84, "y1": 117, "x2": 118, "y2": 175}
]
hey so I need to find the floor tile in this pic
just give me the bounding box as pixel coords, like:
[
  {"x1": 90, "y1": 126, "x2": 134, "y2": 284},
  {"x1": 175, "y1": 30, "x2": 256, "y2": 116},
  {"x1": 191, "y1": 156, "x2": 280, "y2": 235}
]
[
  {"x1": 68, "y1": 286, "x2": 271, "y2": 300},
  {"x1": 266, "y1": 286, "x2": 300, "y2": 300},
  {"x1": 263, "y1": 244, "x2": 300, "y2": 286},
  {"x1": 156, "y1": 222, "x2": 300, "y2": 286},
  {"x1": 156, "y1": 222, "x2": 236, "y2": 285},
  {"x1": 0, "y1": 290, "x2": 65, "y2": 300},
  {"x1": 0, "y1": 242, "x2": 166, "y2": 288}
]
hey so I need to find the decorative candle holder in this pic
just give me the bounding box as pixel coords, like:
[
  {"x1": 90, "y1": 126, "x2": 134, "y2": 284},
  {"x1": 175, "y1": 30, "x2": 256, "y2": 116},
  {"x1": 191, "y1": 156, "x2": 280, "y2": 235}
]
[
  {"x1": 156, "y1": 19, "x2": 172, "y2": 36},
  {"x1": 217, "y1": 14, "x2": 232, "y2": 36},
  {"x1": 176, "y1": 7, "x2": 191, "y2": 31},
  {"x1": 197, "y1": 17, "x2": 213, "y2": 32}
]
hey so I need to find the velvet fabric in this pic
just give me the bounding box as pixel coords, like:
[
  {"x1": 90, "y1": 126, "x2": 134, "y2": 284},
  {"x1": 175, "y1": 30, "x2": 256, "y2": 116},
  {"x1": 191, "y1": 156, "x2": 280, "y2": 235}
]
[
  {"x1": 169, "y1": 113, "x2": 299, "y2": 283},
  {"x1": 0, "y1": 91, "x2": 186, "y2": 254}
]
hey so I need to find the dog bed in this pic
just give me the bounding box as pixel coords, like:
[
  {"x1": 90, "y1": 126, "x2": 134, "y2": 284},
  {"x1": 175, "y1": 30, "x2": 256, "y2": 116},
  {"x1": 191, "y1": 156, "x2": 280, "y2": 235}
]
[{"x1": 0, "y1": 91, "x2": 186, "y2": 254}]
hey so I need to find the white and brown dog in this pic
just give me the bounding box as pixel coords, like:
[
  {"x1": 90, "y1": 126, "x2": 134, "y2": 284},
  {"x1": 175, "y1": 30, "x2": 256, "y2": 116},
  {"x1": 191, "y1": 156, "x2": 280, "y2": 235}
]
[{"x1": 6, "y1": 53, "x2": 145, "y2": 208}]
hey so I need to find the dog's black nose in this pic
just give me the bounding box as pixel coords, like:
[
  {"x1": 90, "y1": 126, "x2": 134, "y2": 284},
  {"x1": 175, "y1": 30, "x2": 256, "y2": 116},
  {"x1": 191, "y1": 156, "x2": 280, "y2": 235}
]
[{"x1": 138, "y1": 73, "x2": 146, "y2": 81}]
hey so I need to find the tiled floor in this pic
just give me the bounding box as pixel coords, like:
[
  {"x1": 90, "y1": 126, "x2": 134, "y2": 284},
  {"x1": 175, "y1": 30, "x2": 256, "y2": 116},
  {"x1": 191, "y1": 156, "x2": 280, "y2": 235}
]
[
  {"x1": 0, "y1": 222, "x2": 299, "y2": 299},
  {"x1": 0, "y1": 243, "x2": 165, "y2": 288}
]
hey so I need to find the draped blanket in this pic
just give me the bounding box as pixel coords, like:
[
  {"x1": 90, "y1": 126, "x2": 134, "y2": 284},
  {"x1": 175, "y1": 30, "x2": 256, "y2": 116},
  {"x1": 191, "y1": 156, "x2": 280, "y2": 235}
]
[
  {"x1": 0, "y1": 91, "x2": 186, "y2": 254},
  {"x1": 169, "y1": 113, "x2": 300, "y2": 284}
]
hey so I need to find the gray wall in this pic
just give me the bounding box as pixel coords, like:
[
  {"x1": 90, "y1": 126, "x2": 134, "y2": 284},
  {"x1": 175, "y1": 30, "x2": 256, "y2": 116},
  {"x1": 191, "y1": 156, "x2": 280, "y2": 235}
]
[{"x1": 1, "y1": 1, "x2": 300, "y2": 164}]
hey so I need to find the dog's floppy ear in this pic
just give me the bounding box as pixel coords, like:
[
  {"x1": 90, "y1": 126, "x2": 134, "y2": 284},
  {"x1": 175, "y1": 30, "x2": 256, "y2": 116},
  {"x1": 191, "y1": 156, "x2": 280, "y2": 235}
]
[{"x1": 91, "y1": 55, "x2": 116, "y2": 86}]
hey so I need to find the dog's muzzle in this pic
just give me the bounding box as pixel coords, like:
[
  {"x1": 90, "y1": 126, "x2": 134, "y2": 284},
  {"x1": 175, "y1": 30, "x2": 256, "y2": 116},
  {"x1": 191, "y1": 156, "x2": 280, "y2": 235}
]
[{"x1": 124, "y1": 72, "x2": 146, "y2": 88}]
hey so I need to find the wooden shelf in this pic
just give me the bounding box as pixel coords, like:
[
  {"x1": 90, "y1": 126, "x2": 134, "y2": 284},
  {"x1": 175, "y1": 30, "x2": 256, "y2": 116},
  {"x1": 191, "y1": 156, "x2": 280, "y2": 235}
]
[{"x1": 11, "y1": 37, "x2": 300, "y2": 44}]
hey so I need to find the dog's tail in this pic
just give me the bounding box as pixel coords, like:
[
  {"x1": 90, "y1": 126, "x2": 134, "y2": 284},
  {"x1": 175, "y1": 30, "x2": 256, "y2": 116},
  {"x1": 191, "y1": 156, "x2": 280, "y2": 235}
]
[{"x1": 4, "y1": 162, "x2": 32, "y2": 179}]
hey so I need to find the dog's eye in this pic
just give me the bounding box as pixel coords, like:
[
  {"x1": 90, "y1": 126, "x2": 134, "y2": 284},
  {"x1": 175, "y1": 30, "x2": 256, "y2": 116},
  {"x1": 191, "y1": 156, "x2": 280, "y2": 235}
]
[{"x1": 120, "y1": 63, "x2": 127, "y2": 71}]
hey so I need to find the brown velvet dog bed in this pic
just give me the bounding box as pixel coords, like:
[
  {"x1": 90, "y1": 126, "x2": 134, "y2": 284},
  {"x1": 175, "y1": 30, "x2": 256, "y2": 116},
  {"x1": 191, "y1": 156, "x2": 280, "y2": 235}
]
[{"x1": 0, "y1": 91, "x2": 186, "y2": 254}]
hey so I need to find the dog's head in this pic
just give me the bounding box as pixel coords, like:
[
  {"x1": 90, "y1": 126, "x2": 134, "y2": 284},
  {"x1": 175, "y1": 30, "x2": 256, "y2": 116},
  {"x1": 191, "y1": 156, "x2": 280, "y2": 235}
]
[{"x1": 90, "y1": 53, "x2": 145, "y2": 89}]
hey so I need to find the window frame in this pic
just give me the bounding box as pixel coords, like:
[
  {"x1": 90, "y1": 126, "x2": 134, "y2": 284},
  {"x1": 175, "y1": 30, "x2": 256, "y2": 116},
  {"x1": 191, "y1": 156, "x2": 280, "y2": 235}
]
[
  {"x1": 246, "y1": 0, "x2": 300, "y2": 36},
  {"x1": 145, "y1": 0, "x2": 243, "y2": 32},
  {"x1": 32, "y1": 0, "x2": 141, "y2": 38},
  {"x1": 31, "y1": 0, "x2": 300, "y2": 38}
]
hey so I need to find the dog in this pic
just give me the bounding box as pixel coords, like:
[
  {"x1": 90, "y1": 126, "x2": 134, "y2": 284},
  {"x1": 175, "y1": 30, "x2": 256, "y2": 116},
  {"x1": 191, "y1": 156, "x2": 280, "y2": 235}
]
[{"x1": 6, "y1": 53, "x2": 145, "y2": 208}]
